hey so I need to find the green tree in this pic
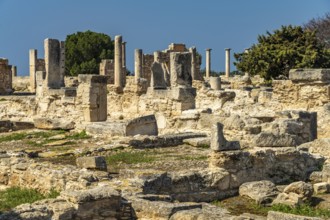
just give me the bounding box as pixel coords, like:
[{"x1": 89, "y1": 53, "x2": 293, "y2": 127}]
[
  {"x1": 65, "y1": 30, "x2": 114, "y2": 76},
  {"x1": 234, "y1": 25, "x2": 330, "y2": 80}
]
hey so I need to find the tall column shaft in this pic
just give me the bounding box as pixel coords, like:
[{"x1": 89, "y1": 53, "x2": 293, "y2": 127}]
[
  {"x1": 114, "y1": 35, "x2": 123, "y2": 88},
  {"x1": 189, "y1": 47, "x2": 197, "y2": 80},
  {"x1": 225, "y1": 48, "x2": 231, "y2": 78},
  {"x1": 11, "y1": 66, "x2": 17, "y2": 77},
  {"x1": 135, "y1": 49, "x2": 143, "y2": 81},
  {"x1": 29, "y1": 49, "x2": 37, "y2": 92},
  {"x1": 205, "y1": 48, "x2": 211, "y2": 78}
]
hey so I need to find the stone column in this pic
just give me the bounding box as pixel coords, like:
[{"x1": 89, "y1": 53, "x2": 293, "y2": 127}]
[
  {"x1": 244, "y1": 48, "x2": 250, "y2": 77},
  {"x1": 205, "y1": 48, "x2": 211, "y2": 78},
  {"x1": 209, "y1": 76, "x2": 221, "y2": 90},
  {"x1": 225, "y1": 48, "x2": 231, "y2": 78},
  {"x1": 29, "y1": 49, "x2": 37, "y2": 92},
  {"x1": 114, "y1": 35, "x2": 123, "y2": 88},
  {"x1": 11, "y1": 66, "x2": 17, "y2": 77},
  {"x1": 122, "y1": 41, "x2": 126, "y2": 70},
  {"x1": 189, "y1": 47, "x2": 197, "y2": 80},
  {"x1": 134, "y1": 49, "x2": 143, "y2": 81}
]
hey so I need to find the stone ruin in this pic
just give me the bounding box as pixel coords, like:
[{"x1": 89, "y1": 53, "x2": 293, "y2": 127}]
[{"x1": 0, "y1": 36, "x2": 330, "y2": 219}]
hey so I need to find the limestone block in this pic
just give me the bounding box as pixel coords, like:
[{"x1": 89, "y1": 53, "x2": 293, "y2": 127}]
[
  {"x1": 170, "y1": 52, "x2": 192, "y2": 87},
  {"x1": 150, "y1": 61, "x2": 167, "y2": 89},
  {"x1": 34, "y1": 117, "x2": 75, "y2": 130},
  {"x1": 283, "y1": 181, "x2": 313, "y2": 202},
  {"x1": 170, "y1": 87, "x2": 196, "y2": 101},
  {"x1": 211, "y1": 123, "x2": 240, "y2": 151},
  {"x1": 289, "y1": 69, "x2": 330, "y2": 82},
  {"x1": 272, "y1": 192, "x2": 303, "y2": 207},
  {"x1": 267, "y1": 211, "x2": 323, "y2": 220},
  {"x1": 45, "y1": 38, "x2": 64, "y2": 89},
  {"x1": 313, "y1": 182, "x2": 330, "y2": 194},
  {"x1": 76, "y1": 156, "x2": 107, "y2": 171},
  {"x1": 183, "y1": 137, "x2": 210, "y2": 147},
  {"x1": 126, "y1": 114, "x2": 158, "y2": 136},
  {"x1": 239, "y1": 180, "x2": 279, "y2": 204}
]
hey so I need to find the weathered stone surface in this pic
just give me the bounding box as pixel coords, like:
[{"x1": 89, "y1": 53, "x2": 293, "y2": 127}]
[
  {"x1": 34, "y1": 117, "x2": 75, "y2": 130},
  {"x1": 313, "y1": 182, "x2": 330, "y2": 194},
  {"x1": 170, "y1": 52, "x2": 192, "y2": 87},
  {"x1": 76, "y1": 156, "x2": 107, "y2": 171},
  {"x1": 239, "y1": 180, "x2": 279, "y2": 204},
  {"x1": 86, "y1": 115, "x2": 158, "y2": 137},
  {"x1": 209, "y1": 77, "x2": 221, "y2": 90},
  {"x1": 289, "y1": 69, "x2": 330, "y2": 82},
  {"x1": 283, "y1": 181, "x2": 313, "y2": 202},
  {"x1": 183, "y1": 137, "x2": 210, "y2": 147},
  {"x1": 272, "y1": 192, "x2": 303, "y2": 207},
  {"x1": 267, "y1": 211, "x2": 323, "y2": 220},
  {"x1": 210, "y1": 148, "x2": 324, "y2": 186},
  {"x1": 150, "y1": 61, "x2": 167, "y2": 89},
  {"x1": 211, "y1": 123, "x2": 240, "y2": 151}
]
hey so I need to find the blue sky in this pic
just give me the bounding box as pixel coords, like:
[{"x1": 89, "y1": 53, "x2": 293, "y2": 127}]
[{"x1": 0, "y1": 0, "x2": 329, "y2": 76}]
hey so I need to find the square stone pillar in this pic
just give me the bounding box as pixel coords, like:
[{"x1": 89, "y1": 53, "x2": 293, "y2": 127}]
[
  {"x1": 45, "y1": 38, "x2": 64, "y2": 89},
  {"x1": 170, "y1": 52, "x2": 192, "y2": 87},
  {"x1": 78, "y1": 75, "x2": 107, "y2": 122},
  {"x1": 0, "y1": 59, "x2": 12, "y2": 94},
  {"x1": 99, "y1": 59, "x2": 114, "y2": 84}
]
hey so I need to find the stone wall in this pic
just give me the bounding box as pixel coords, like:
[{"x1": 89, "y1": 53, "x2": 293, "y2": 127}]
[
  {"x1": 0, "y1": 59, "x2": 12, "y2": 95},
  {"x1": 272, "y1": 69, "x2": 330, "y2": 109},
  {"x1": 12, "y1": 76, "x2": 30, "y2": 92},
  {"x1": 99, "y1": 59, "x2": 114, "y2": 84}
]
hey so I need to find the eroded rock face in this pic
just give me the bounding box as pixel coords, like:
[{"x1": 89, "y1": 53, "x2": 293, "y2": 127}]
[
  {"x1": 239, "y1": 180, "x2": 279, "y2": 204},
  {"x1": 76, "y1": 156, "x2": 107, "y2": 171},
  {"x1": 267, "y1": 211, "x2": 323, "y2": 220},
  {"x1": 210, "y1": 148, "x2": 324, "y2": 186}
]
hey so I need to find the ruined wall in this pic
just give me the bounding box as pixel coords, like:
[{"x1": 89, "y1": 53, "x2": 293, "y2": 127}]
[
  {"x1": 0, "y1": 59, "x2": 12, "y2": 94},
  {"x1": 12, "y1": 76, "x2": 30, "y2": 92},
  {"x1": 99, "y1": 59, "x2": 114, "y2": 84},
  {"x1": 142, "y1": 54, "x2": 154, "y2": 85},
  {"x1": 272, "y1": 80, "x2": 330, "y2": 109}
]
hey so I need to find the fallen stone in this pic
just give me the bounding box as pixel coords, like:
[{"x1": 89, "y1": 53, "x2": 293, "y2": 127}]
[
  {"x1": 183, "y1": 137, "x2": 210, "y2": 147},
  {"x1": 44, "y1": 140, "x2": 72, "y2": 147},
  {"x1": 313, "y1": 182, "x2": 330, "y2": 194},
  {"x1": 239, "y1": 180, "x2": 279, "y2": 204},
  {"x1": 283, "y1": 181, "x2": 313, "y2": 202},
  {"x1": 272, "y1": 192, "x2": 303, "y2": 207},
  {"x1": 267, "y1": 211, "x2": 323, "y2": 220},
  {"x1": 76, "y1": 156, "x2": 107, "y2": 171},
  {"x1": 289, "y1": 68, "x2": 330, "y2": 82},
  {"x1": 34, "y1": 117, "x2": 75, "y2": 130}
]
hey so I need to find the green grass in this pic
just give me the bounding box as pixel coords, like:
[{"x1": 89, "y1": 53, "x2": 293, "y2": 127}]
[
  {"x1": 0, "y1": 133, "x2": 27, "y2": 143},
  {"x1": 213, "y1": 197, "x2": 330, "y2": 218},
  {"x1": 106, "y1": 151, "x2": 156, "y2": 166},
  {"x1": 177, "y1": 155, "x2": 208, "y2": 161},
  {"x1": 66, "y1": 130, "x2": 91, "y2": 140},
  {"x1": 0, "y1": 187, "x2": 59, "y2": 212}
]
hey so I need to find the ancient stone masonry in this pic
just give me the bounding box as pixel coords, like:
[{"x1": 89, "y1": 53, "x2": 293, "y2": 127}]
[
  {"x1": 205, "y1": 48, "x2": 211, "y2": 78},
  {"x1": 272, "y1": 69, "x2": 330, "y2": 109},
  {"x1": 134, "y1": 49, "x2": 143, "y2": 82},
  {"x1": 114, "y1": 35, "x2": 124, "y2": 89},
  {"x1": 11, "y1": 66, "x2": 17, "y2": 77},
  {"x1": 0, "y1": 58, "x2": 12, "y2": 95},
  {"x1": 99, "y1": 59, "x2": 114, "y2": 84},
  {"x1": 78, "y1": 75, "x2": 107, "y2": 122},
  {"x1": 44, "y1": 39, "x2": 65, "y2": 89},
  {"x1": 29, "y1": 49, "x2": 46, "y2": 92},
  {"x1": 189, "y1": 47, "x2": 203, "y2": 81},
  {"x1": 225, "y1": 48, "x2": 231, "y2": 78}
]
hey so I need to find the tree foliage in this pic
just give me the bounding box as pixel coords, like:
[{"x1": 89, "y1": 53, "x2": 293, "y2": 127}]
[
  {"x1": 234, "y1": 25, "x2": 330, "y2": 80},
  {"x1": 65, "y1": 30, "x2": 114, "y2": 76},
  {"x1": 304, "y1": 12, "x2": 330, "y2": 49}
]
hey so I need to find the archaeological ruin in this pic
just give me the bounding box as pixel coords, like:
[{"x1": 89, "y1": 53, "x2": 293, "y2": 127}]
[{"x1": 0, "y1": 35, "x2": 330, "y2": 220}]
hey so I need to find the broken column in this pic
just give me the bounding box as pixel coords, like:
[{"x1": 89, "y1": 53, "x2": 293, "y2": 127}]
[
  {"x1": 150, "y1": 61, "x2": 167, "y2": 89},
  {"x1": 169, "y1": 52, "x2": 196, "y2": 111},
  {"x1": 11, "y1": 66, "x2": 17, "y2": 77},
  {"x1": 29, "y1": 49, "x2": 37, "y2": 92},
  {"x1": 99, "y1": 59, "x2": 114, "y2": 84},
  {"x1": 0, "y1": 59, "x2": 12, "y2": 94},
  {"x1": 209, "y1": 76, "x2": 221, "y2": 90},
  {"x1": 78, "y1": 75, "x2": 107, "y2": 122},
  {"x1": 225, "y1": 48, "x2": 231, "y2": 78},
  {"x1": 134, "y1": 49, "x2": 143, "y2": 82},
  {"x1": 189, "y1": 47, "x2": 203, "y2": 81},
  {"x1": 206, "y1": 48, "x2": 211, "y2": 78},
  {"x1": 44, "y1": 38, "x2": 65, "y2": 89},
  {"x1": 114, "y1": 35, "x2": 123, "y2": 89},
  {"x1": 211, "y1": 123, "x2": 240, "y2": 151}
]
